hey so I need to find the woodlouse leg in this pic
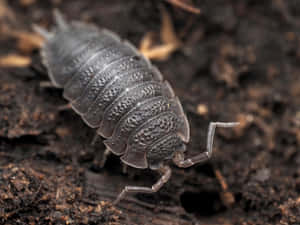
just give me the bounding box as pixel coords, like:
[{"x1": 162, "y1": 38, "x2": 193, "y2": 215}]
[
  {"x1": 95, "y1": 142, "x2": 128, "y2": 173},
  {"x1": 39, "y1": 82, "x2": 72, "y2": 111},
  {"x1": 39, "y1": 81, "x2": 58, "y2": 88},
  {"x1": 113, "y1": 165, "x2": 171, "y2": 205},
  {"x1": 122, "y1": 164, "x2": 128, "y2": 174},
  {"x1": 100, "y1": 148, "x2": 111, "y2": 168},
  {"x1": 91, "y1": 134, "x2": 100, "y2": 146},
  {"x1": 173, "y1": 122, "x2": 239, "y2": 168}
]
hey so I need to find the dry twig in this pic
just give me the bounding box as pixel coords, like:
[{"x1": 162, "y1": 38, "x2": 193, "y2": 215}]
[
  {"x1": 215, "y1": 169, "x2": 235, "y2": 208},
  {"x1": 164, "y1": 0, "x2": 201, "y2": 14}
]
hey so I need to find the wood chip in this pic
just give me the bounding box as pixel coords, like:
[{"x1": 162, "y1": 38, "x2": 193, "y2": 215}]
[{"x1": 0, "y1": 54, "x2": 31, "y2": 67}]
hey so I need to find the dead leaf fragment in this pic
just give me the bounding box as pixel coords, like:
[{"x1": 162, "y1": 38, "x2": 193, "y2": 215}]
[
  {"x1": 8, "y1": 30, "x2": 44, "y2": 53},
  {"x1": 139, "y1": 32, "x2": 156, "y2": 54},
  {"x1": 139, "y1": 6, "x2": 181, "y2": 61},
  {"x1": 19, "y1": 0, "x2": 36, "y2": 6},
  {"x1": 141, "y1": 43, "x2": 178, "y2": 61}
]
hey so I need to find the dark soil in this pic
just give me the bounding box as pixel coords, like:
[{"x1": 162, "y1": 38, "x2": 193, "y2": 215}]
[{"x1": 0, "y1": 0, "x2": 299, "y2": 224}]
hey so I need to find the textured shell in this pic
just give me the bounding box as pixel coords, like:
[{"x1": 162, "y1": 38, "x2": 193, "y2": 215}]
[{"x1": 40, "y1": 18, "x2": 190, "y2": 169}]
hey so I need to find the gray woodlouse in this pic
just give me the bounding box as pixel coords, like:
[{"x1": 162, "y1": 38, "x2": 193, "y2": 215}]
[{"x1": 34, "y1": 10, "x2": 239, "y2": 205}]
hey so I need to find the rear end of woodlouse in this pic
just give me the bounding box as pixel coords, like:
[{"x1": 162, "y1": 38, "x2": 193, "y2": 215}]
[{"x1": 34, "y1": 10, "x2": 239, "y2": 205}]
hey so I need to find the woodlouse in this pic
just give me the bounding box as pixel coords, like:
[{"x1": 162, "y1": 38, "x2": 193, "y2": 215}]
[{"x1": 34, "y1": 10, "x2": 239, "y2": 205}]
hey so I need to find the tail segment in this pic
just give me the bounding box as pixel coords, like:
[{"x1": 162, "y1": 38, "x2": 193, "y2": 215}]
[
  {"x1": 53, "y1": 9, "x2": 69, "y2": 30},
  {"x1": 32, "y1": 9, "x2": 68, "y2": 40}
]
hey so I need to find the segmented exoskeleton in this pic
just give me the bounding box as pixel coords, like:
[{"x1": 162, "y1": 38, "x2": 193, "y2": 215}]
[{"x1": 34, "y1": 10, "x2": 238, "y2": 205}]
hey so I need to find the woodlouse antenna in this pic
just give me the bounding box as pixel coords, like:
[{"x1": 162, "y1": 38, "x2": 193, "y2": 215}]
[
  {"x1": 113, "y1": 165, "x2": 171, "y2": 205},
  {"x1": 173, "y1": 122, "x2": 240, "y2": 168}
]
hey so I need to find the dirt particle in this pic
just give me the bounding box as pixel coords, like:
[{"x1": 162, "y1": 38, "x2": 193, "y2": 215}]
[{"x1": 196, "y1": 103, "x2": 208, "y2": 116}]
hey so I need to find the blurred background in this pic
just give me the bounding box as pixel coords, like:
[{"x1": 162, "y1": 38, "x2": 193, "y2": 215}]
[{"x1": 0, "y1": 0, "x2": 299, "y2": 224}]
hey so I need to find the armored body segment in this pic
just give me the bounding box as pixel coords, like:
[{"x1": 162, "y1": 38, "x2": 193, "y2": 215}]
[
  {"x1": 103, "y1": 96, "x2": 175, "y2": 155},
  {"x1": 95, "y1": 80, "x2": 175, "y2": 137},
  {"x1": 83, "y1": 81, "x2": 165, "y2": 129},
  {"x1": 170, "y1": 97, "x2": 190, "y2": 143},
  {"x1": 58, "y1": 34, "x2": 119, "y2": 85},
  {"x1": 147, "y1": 134, "x2": 186, "y2": 169},
  {"x1": 42, "y1": 24, "x2": 102, "y2": 87},
  {"x1": 72, "y1": 67, "x2": 153, "y2": 114},
  {"x1": 71, "y1": 56, "x2": 149, "y2": 115},
  {"x1": 63, "y1": 42, "x2": 137, "y2": 101},
  {"x1": 98, "y1": 68, "x2": 164, "y2": 137},
  {"x1": 120, "y1": 112, "x2": 182, "y2": 168},
  {"x1": 118, "y1": 96, "x2": 189, "y2": 168}
]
